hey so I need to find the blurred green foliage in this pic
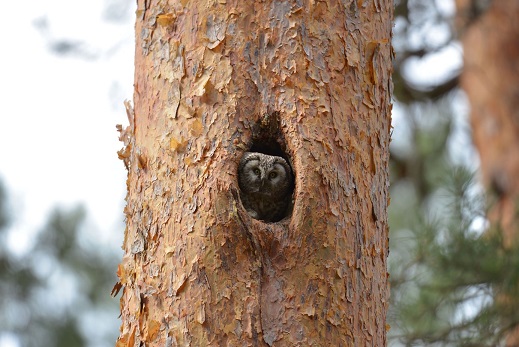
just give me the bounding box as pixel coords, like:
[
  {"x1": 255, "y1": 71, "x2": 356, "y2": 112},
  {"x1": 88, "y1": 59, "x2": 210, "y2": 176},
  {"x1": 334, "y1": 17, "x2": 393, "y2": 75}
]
[{"x1": 0, "y1": 181, "x2": 121, "y2": 347}]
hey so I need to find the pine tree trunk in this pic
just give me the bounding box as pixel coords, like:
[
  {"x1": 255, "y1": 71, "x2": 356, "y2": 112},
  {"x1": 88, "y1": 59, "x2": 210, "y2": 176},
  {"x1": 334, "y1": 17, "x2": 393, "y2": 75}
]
[
  {"x1": 456, "y1": 1, "x2": 519, "y2": 345},
  {"x1": 457, "y1": 0, "x2": 519, "y2": 240},
  {"x1": 116, "y1": 1, "x2": 392, "y2": 345}
]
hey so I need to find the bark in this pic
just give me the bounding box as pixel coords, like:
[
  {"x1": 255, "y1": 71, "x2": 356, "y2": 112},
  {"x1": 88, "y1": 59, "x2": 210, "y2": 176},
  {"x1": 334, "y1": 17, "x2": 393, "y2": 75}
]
[
  {"x1": 116, "y1": 0, "x2": 392, "y2": 346},
  {"x1": 457, "y1": 1, "x2": 519, "y2": 345}
]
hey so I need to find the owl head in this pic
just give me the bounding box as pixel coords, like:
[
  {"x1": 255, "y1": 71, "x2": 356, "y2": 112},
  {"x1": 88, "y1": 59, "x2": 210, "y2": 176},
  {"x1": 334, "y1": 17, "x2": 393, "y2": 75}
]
[{"x1": 238, "y1": 152, "x2": 293, "y2": 197}]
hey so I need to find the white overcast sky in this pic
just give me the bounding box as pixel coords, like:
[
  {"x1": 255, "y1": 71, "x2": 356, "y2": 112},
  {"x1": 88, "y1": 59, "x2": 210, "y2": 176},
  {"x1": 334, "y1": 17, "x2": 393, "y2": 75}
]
[{"x1": 0, "y1": 0, "x2": 135, "y2": 253}]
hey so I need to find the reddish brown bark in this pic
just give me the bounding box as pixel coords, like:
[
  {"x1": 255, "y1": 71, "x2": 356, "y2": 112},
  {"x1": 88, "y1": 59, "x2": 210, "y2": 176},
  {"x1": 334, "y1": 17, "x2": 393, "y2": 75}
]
[
  {"x1": 458, "y1": 1, "x2": 519, "y2": 235},
  {"x1": 457, "y1": 1, "x2": 519, "y2": 345},
  {"x1": 116, "y1": 1, "x2": 392, "y2": 345}
]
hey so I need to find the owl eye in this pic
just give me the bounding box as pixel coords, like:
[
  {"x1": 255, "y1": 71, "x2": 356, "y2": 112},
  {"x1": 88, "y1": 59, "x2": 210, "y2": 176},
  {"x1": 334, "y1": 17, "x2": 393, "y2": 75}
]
[
  {"x1": 268, "y1": 172, "x2": 277, "y2": 179},
  {"x1": 253, "y1": 168, "x2": 261, "y2": 176}
]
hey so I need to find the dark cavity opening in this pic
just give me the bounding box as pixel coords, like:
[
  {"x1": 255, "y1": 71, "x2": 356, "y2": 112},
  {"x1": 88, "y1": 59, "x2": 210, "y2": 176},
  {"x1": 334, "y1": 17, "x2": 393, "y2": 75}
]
[{"x1": 248, "y1": 141, "x2": 287, "y2": 162}]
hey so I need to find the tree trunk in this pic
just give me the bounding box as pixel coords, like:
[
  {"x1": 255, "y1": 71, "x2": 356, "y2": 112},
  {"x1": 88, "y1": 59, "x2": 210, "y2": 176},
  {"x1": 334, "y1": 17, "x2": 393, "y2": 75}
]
[
  {"x1": 457, "y1": 0, "x2": 519, "y2": 240},
  {"x1": 116, "y1": 1, "x2": 392, "y2": 346},
  {"x1": 456, "y1": 1, "x2": 519, "y2": 345}
]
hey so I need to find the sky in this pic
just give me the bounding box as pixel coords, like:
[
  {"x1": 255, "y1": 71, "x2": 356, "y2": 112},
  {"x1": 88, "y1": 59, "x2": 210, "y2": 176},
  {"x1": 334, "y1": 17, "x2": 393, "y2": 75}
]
[{"x1": 0, "y1": 0, "x2": 135, "y2": 254}]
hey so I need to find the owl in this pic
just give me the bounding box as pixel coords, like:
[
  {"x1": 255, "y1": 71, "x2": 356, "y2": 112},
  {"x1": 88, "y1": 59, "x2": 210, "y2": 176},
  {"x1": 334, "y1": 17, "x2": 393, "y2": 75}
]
[{"x1": 238, "y1": 152, "x2": 293, "y2": 222}]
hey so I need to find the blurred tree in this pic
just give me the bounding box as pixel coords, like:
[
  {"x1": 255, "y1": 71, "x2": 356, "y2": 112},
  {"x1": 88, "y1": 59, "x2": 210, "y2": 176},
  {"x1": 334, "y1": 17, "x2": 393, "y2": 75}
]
[
  {"x1": 456, "y1": 1, "x2": 519, "y2": 345},
  {"x1": 388, "y1": 0, "x2": 519, "y2": 346},
  {"x1": 0, "y1": 181, "x2": 120, "y2": 347}
]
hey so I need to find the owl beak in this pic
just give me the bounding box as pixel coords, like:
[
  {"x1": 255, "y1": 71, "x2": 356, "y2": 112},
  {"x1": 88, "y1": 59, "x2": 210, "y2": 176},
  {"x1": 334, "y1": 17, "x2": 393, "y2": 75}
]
[{"x1": 260, "y1": 174, "x2": 267, "y2": 187}]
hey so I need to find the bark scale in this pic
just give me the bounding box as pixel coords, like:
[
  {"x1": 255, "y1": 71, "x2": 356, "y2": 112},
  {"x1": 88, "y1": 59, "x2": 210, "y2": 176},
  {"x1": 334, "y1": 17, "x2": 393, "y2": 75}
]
[{"x1": 116, "y1": 1, "x2": 392, "y2": 346}]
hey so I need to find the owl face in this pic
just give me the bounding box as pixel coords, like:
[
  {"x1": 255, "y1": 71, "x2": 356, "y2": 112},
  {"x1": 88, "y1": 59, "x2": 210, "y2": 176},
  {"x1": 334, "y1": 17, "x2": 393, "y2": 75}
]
[{"x1": 238, "y1": 152, "x2": 292, "y2": 197}]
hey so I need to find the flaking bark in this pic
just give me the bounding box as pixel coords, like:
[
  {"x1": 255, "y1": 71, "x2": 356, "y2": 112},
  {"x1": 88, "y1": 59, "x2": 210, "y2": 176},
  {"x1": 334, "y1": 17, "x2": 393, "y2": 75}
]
[{"x1": 116, "y1": 0, "x2": 392, "y2": 345}]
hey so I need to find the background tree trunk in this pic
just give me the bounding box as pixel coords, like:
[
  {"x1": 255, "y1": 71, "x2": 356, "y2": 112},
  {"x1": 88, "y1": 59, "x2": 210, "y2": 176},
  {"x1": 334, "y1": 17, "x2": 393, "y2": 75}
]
[
  {"x1": 457, "y1": 0, "x2": 519, "y2": 239},
  {"x1": 116, "y1": 1, "x2": 392, "y2": 346},
  {"x1": 457, "y1": 1, "x2": 519, "y2": 345}
]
